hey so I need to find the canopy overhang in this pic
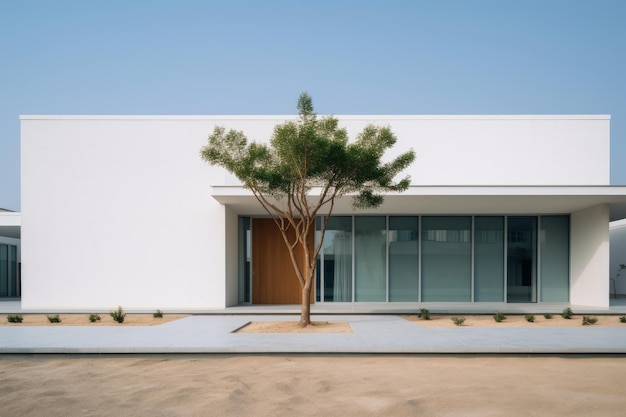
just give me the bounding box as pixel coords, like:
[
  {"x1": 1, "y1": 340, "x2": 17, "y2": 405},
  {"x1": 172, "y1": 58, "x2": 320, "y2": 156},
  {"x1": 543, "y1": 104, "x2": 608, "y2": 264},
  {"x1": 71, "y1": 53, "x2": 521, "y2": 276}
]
[
  {"x1": 0, "y1": 211, "x2": 21, "y2": 239},
  {"x1": 211, "y1": 185, "x2": 626, "y2": 221}
]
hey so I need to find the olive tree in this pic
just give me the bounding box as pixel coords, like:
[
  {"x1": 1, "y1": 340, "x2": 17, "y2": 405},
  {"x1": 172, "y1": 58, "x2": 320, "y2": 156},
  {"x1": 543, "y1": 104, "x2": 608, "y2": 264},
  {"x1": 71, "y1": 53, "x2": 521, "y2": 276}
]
[{"x1": 201, "y1": 93, "x2": 415, "y2": 327}]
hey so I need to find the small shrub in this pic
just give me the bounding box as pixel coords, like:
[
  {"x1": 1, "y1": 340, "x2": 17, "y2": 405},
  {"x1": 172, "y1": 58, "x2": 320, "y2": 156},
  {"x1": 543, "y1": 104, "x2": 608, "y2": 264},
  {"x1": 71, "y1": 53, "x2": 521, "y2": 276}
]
[
  {"x1": 110, "y1": 306, "x2": 126, "y2": 323},
  {"x1": 89, "y1": 313, "x2": 101, "y2": 323},
  {"x1": 543, "y1": 313, "x2": 553, "y2": 319},
  {"x1": 47, "y1": 314, "x2": 61, "y2": 323},
  {"x1": 7, "y1": 314, "x2": 23, "y2": 323},
  {"x1": 582, "y1": 316, "x2": 598, "y2": 326},
  {"x1": 620, "y1": 316, "x2": 626, "y2": 323},
  {"x1": 562, "y1": 308, "x2": 573, "y2": 319},
  {"x1": 525, "y1": 314, "x2": 535, "y2": 323},
  {"x1": 451, "y1": 316, "x2": 465, "y2": 326},
  {"x1": 417, "y1": 308, "x2": 430, "y2": 320},
  {"x1": 153, "y1": 309, "x2": 164, "y2": 318},
  {"x1": 493, "y1": 311, "x2": 506, "y2": 323}
]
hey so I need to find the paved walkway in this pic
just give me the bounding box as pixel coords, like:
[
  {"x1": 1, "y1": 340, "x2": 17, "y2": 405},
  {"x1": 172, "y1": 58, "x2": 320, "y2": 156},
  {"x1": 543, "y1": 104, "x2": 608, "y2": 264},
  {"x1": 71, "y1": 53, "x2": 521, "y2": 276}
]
[{"x1": 2, "y1": 315, "x2": 626, "y2": 355}]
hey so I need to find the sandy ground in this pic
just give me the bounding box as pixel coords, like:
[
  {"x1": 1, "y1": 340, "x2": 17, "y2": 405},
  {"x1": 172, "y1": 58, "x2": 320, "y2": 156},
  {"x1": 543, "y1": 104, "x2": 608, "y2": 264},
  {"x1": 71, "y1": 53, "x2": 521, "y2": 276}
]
[
  {"x1": 4, "y1": 313, "x2": 626, "y2": 330},
  {"x1": 238, "y1": 321, "x2": 353, "y2": 333},
  {"x1": 239, "y1": 315, "x2": 626, "y2": 332},
  {"x1": 1, "y1": 314, "x2": 188, "y2": 326},
  {"x1": 404, "y1": 314, "x2": 626, "y2": 327},
  {"x1": 1, "y1": 355, "x2": 625, "y2": 416}
]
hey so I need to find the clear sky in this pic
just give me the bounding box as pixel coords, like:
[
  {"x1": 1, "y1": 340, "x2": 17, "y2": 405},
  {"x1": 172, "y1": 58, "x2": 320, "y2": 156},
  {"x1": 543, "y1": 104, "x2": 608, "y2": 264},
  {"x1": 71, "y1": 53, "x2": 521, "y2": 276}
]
[{"x1": 1, "y1": 0, "x2": 625, "y2": 211}]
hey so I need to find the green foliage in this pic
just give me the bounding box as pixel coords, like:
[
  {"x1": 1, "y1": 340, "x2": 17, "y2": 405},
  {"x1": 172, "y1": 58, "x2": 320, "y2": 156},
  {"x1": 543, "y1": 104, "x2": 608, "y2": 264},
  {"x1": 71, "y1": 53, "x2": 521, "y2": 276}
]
[
  {"x1": 620, "y1": 316, "x2": 626, "y2": 323},
  {"x1": 582, "y1": 316, "x2": 598, "y2": 326},
  {"x1": 525, "y1": 314, "x2": 535, "y2": 323},
  {"x1": 493, "y1": 312, "x2": 506, "y2": 323},
  {"x1": 543, "y1": 313, "x2": 553, "y2": 319},
  {"x1": 562, "y1": 308, "x2": 573, "y2": 319},
  {"x1": 417, "y1": 308, "x2": 430, "y2": 320},
  {"x1": 451, "y1": 317, "x2": 465, "y2": 326},
  {"x1": 110, "y1": 306, "x2": 126, "y2": 324},
  {"x1": 7, "y1": 314, "x2": 23, "y2": 323},
  {"x1": 200, "y1": 93, "x2": 415, "y2": 326},
  {"x1": 47, "y1": 314, "x2": 61, "y2": 323},
  {"x1": 153, "y1": 309, "x2": 164, "y2": 318},
  {"x1": 89, "y1": 313, "x2": 101, "y2": 323},
  {"x1": 200, "y1": 92, "x2": 415, "y2": 211}
]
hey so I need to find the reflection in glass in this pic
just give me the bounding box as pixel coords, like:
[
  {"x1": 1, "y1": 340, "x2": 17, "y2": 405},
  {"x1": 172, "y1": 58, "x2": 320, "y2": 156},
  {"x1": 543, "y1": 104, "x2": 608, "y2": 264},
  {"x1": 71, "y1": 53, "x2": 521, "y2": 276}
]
[
  {"x1": 389, "y1": 216, "x2": 418, "y2": 301},
  {"x1": 474, "y1": 217, "x2": 504, "y2": 301},
  {"x1": 319, "y1": 217, "x2": 352, "y2": 302},
  {"x1": 540, "y1": 216, "x2": 569, "y2": 301},
  {"x1": 355, "y1": 217, "x2": 387, "y2": 301},
  {"x1": 507, "y1": 217, "x2": 537, "y2": 303},
  {"x1": 9, "y1": 245, "x2": 17, "y2": 297},
  {"x1": 421, "y1": 217, "x2": 471, "y2": 301},
  {"x1": 0, "y1": 245, "x2": 7, "y2": 297}
]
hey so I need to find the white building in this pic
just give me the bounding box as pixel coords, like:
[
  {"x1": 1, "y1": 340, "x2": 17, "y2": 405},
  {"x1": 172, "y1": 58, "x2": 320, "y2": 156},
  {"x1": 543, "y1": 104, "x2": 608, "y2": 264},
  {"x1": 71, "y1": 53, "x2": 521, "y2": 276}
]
[{"x1": 2, "y1": 114, "x2": 625, "y2": 311}]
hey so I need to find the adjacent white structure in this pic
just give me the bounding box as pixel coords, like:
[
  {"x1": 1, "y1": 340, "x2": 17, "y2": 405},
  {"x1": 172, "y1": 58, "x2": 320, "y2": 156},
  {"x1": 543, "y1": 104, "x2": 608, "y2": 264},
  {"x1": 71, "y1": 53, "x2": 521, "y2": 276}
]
[{"x1": 5, "y1": 114, "x2": 626, "y2": 311}]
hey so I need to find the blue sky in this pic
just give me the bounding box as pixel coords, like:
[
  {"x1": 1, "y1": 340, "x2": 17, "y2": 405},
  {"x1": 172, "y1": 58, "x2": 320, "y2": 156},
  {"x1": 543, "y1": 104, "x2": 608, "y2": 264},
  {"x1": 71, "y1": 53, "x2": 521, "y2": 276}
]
[{"x1": 1, "y1": 0, "x2": 625, "y2": 211}]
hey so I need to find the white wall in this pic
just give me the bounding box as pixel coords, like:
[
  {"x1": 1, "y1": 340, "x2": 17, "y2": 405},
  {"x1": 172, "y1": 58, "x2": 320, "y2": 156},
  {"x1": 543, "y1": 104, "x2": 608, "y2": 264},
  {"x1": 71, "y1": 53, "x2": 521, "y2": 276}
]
[
  {"x1": 610, "y1": 219, "x2": 626, "y2": 295},
  {"x1": 202, "y1": 115, "x2": 610, "y2": 186},
  {"x1": 339, "y1": 116, "x2": 610, "y2": 186},
  {"x1": 570, "y1": 204, "x2": 610, "y2": 307},
  {"x1": 21, "y1": 118, "x2": 228, "y2": 311}
]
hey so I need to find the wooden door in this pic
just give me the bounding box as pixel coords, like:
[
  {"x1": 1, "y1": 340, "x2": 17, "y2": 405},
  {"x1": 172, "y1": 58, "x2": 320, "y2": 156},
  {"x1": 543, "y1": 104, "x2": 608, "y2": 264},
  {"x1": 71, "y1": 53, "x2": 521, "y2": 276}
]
[{"x1": 252, "y1": 218, "x2": 314, "y2": 304}]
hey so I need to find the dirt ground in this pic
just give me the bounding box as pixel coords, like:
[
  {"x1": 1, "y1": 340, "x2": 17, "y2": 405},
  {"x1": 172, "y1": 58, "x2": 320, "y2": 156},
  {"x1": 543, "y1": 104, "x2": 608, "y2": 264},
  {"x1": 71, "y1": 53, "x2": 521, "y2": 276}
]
[
  {"x1": 237, "y1": 321, "x2": 353, "y2": 333},
  {"x1": 1, "y1": 355, "x2": 625, "y2": 417},
  {"x1": 403, "y1": 314, "x2": 626, "y2": 327},
  {"x1": 4, "y1": 313, "x2": 625, "y2": 331},
  {"x1": 1, "y1": 314, "x2": 188, "y2": 326},
  {"x1": 238, "y1": 314, "x2": 626, "y2": 333}
]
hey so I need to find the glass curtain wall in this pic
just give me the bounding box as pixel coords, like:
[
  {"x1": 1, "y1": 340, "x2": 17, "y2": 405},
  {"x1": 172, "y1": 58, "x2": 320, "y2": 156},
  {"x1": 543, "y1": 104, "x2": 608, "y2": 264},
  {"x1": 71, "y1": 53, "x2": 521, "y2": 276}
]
[
  {"x1": 421, "y1": 217, "x2": 472, "y2": 301},
  {"x1": 474, "y1": 217, "x2": 504, "y2": 301},
  {"x1": 389, "y1": 216, "x2": 419, "y2": 301},
  {"x1": 9, "y1": 246, "x2": 17, "y2": 297},
  {"x1": 355, "y1": 217, "x2": 387, "y2": 301},
  {"x1": 0, "y1": 244, "x2": 17, "y2": 297},
  {"x1": 507, "y1": 217, "x2": 537, "y2": 302},
  {"x1": 0, "y1": 244, "x2": 7, "y2": 297},
  {"x1": 244, "y1": 214, "x2": 568, "y2": 304},
  {"x1": 319, "y1": 217, "x2": 353, "y2": 302},
  {"x1": 540, "y1": 216, "x2": 569, "y2": 301}
]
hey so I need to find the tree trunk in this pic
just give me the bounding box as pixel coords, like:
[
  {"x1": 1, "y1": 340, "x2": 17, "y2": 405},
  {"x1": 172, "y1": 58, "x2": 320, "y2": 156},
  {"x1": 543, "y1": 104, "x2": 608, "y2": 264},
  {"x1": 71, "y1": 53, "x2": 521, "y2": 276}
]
[{"x1": 299, "y1": 280, "x2": 312, "y2": 327}]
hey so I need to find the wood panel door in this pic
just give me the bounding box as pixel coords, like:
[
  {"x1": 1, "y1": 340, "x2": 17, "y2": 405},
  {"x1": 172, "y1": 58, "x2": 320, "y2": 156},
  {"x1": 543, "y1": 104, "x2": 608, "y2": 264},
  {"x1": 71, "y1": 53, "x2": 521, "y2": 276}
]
[{"x1": 252, "y1": 218, "x2": 314, "y2": 304}]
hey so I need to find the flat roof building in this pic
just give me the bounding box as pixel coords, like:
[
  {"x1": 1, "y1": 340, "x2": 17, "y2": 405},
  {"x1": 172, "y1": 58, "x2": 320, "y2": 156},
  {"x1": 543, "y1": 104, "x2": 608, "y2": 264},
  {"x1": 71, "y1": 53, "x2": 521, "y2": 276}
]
[{"x1": 3, "y1": 114, "x2": 625, "y2": 310}]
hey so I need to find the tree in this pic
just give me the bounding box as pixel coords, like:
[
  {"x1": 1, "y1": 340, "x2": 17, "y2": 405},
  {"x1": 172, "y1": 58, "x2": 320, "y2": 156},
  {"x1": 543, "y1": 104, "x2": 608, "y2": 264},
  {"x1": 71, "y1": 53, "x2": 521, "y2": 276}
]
[{"x1": 200, "y1": 93, "x2": 415, "y2": 327}]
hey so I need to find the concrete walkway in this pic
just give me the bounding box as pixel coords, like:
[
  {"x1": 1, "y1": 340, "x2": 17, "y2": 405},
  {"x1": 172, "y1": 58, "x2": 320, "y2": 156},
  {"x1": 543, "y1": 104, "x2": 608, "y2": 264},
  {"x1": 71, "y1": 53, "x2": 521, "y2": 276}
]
[{"x1": 2, "y1": 315, "x2": 626, "y2": 355}]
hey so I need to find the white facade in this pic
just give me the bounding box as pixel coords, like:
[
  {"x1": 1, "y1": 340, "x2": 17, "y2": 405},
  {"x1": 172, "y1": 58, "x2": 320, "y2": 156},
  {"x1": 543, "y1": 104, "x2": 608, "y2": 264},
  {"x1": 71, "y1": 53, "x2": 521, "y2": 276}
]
[{"x1": 16, "y1": 114, "x2": 626, "y2": 311}]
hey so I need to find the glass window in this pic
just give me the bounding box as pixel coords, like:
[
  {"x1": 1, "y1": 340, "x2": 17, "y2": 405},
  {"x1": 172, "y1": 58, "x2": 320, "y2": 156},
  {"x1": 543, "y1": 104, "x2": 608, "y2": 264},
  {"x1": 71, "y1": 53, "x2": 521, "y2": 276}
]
[
  {"x1": 0, "y1": 245, "x2": 7, "y2": 297},
  {"x1": 238, "y1": 217, "x2": 251, "y2": 303},
  {"x1": 320, "y1": 217, "x2": 352, "y2": 302},
  {"x1": 474, "y1": 217, "x2": 504, "y2": 301},
  {"x1": 355, "y1": 217, "x2": 387, "y2": 301},
  {"x1": 389, "y1": 216, "x2": 418, "y2": 301},
  {"x1": 421, "y1": 217, "x2": 471, "y2": 301},
  {"x1": 540, "y1": 216, "x2": 569, "y2": 302},
  {"x1": 507, "y1": 217, "x2": 537, "y2": 303},
  {"x1": 9, "y1": 245, "x2": 17, "y2": 297}
]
